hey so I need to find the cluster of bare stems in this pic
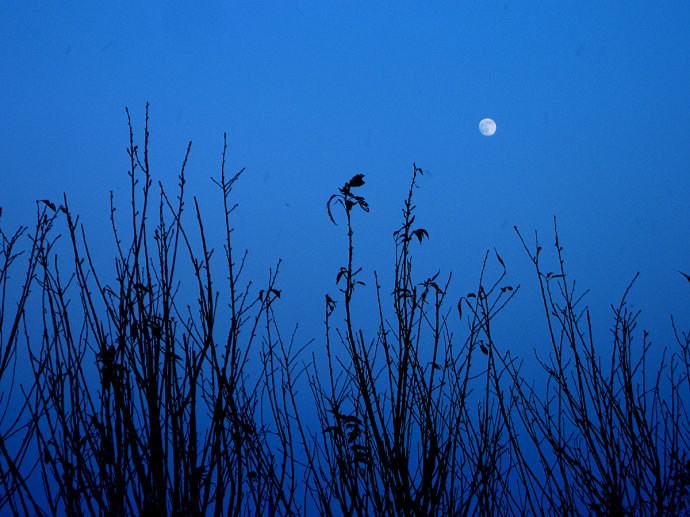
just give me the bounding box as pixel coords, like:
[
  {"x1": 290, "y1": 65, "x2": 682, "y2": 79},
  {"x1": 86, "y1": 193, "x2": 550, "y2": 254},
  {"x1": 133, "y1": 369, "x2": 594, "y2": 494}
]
[{"x1": 0, "y1": 107, "x2": 688, "y2": 515}]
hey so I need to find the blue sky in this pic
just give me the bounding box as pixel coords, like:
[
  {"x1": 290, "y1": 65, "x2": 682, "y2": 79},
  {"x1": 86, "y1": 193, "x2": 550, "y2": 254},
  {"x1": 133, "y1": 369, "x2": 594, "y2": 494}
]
[{"x1": 2, "y1": 2, "x2": 690, "y2": 360}]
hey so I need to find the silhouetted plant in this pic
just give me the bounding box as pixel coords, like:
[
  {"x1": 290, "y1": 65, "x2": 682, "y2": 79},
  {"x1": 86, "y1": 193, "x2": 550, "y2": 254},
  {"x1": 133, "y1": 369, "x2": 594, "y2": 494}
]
[
  {"x1": 8, "y1": 106, "x2": 299, "y2": 516},
  {"x1": 0, "y1": 202, "x2": 59, "y2": 515},
  {"x1": 0, "y1": 107, "x2": 688, "y2": 516},
  {"x1": 493, "y1": 223, "x2": 690, "y2": 515},
  {"x1": 287, "y1": 166, "x2": 524, "y2": 516}
]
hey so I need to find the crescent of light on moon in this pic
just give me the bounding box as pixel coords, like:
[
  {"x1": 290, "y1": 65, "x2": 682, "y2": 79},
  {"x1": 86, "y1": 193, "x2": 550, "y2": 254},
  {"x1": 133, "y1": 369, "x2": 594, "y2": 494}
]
[{"x1": 479, "y1": 118, "x2": 497, "y2": 136}]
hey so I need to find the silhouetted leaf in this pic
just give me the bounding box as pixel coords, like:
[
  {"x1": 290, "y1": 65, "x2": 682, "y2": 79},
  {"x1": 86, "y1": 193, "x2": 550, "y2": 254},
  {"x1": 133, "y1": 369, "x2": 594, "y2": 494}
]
[
  {"x1": 325, "y1": 294, "x2": 336, "y2": 313},
  {"x1": 480, "y1": 343, "x2": 488, "y2": 355},
  {"x1": 351, "y1": 444, "x2": 372, "y2": 465},
  {"x1": 457, "y1": 299, "x2": 462, "y2": 319},
  {"x1": 341, "y1": 415, "x2": 361, "y2": 426},
  {"x1": 40, "y1": 199, "x2": 56, "y2": 211},
  {"x1": 392, "y1": 287, "x2": 412, "y2": 298},
  {"x1": 353, "y1": 195, "x2": 369, "y2": 212},
  {"x1": 680, "y1": 271, "x2": 690, "y2": 284},
  {"x1": 133, "y1": 282, "x2": 150, "y2": 293},
  {"x1": 412, "y1": 228, "x2": 429, "y2": 243},
  {"x1": 348, "y1": 428, "x2": 360, "y2": 444},
  {"x1": 495, "y1": 248, "x2": 505, "y2": 268},
  {"x1": 467, "y1": 293, "x2": 476, "y2": 298},
  {"x1": 347, "y1": 173, "x2": 365, "y2": 188},
  {"x1": 336, "y1": 268, "x2": 347, "y2": 285},
  {"x1": 327, "y1": 194, "x2": 340, "y2": 225},
  {"x1": 270, "y1": 288, "x2": 281, "y2": 298}
]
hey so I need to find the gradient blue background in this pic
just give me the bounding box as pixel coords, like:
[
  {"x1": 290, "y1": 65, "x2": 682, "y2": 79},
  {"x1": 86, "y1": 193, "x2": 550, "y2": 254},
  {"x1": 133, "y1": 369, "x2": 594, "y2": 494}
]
[{"x1": 2, "y1": 2, "x2": 689, "y2": 372}]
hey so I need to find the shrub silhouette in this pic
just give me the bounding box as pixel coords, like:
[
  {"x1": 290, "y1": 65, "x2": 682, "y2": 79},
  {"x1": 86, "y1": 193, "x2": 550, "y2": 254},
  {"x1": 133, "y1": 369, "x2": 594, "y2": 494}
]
[{"x1": 0, "y1": 106, "x2": 688, "y2": 515}]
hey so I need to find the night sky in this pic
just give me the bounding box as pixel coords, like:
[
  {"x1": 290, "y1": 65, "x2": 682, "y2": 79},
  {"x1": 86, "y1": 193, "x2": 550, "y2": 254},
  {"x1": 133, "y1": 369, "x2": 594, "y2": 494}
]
[{"x1": 2, "y1": 3, "x2": 690, "y2": 381}]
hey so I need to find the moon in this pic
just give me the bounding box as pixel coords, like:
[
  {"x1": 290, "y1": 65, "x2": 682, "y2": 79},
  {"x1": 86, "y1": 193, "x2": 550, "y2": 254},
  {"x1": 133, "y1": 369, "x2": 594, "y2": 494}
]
[{"x1": 479, "y1": 118, "x2": 496, "y2": 136}]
